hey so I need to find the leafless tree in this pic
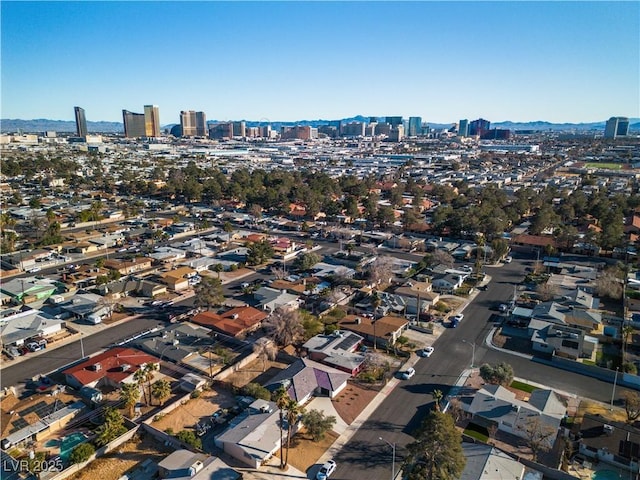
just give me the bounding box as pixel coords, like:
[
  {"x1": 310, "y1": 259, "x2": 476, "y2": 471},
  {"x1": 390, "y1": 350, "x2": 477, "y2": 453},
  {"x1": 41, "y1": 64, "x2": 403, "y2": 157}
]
[
  {"x1": 623, "y1": 391, "x2": 640, "y2": 422},
  {"x1": 536, "y1": 281, "x2": 559, "y2": 302},
  {"x1": 522, "y1": 417, "x2": 557, "y2": 461},
  {"x1": 271, "y1": 266, "x2": 287, "y2": 280},
  {"x1": 253, "y1": 337, "x2": 278, "y2": 371},
  {"x1": 432, "y1": 249, "x2": 454, "y2": 268},
  {"x1": 366, "y1": 255, "x2": 395, "y2": 288},
  {"x1": 596, "y1": 266, "x2": 624, "y2": 300},
  {"x1": 446, "y1": 398, "x2": 465, "y2": 424},
  {"x1": 264, "y1": 308, "x2": 304, "y2": 347}
]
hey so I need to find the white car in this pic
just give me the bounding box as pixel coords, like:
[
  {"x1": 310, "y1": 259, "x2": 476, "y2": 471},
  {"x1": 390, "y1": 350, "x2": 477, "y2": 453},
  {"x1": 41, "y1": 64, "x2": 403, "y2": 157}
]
[
  {"x1": 418, "y1": 347, "x2": 434, "y2": 358},
  {"x1": 504, "y1": 256, "x2": 513, "y2": 264},
  {"x1": 452, "y1": 313, "x2": 464, "y2": 323},
  {"x1": 499, "y1": 304, "x2": 509, "y2": 312},
  {"x1": 316, "y1": 460, "x2": 337, "y2": 480},
  {"x1": 402, "y1": 367, "x2": 416, "y2": 380}
]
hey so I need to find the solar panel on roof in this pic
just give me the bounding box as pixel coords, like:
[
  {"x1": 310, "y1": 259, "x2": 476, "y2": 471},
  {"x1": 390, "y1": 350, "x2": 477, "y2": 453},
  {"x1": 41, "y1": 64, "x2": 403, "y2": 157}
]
[{"x1": 336, "y1": 335, "x2": 359, "y2": 351}]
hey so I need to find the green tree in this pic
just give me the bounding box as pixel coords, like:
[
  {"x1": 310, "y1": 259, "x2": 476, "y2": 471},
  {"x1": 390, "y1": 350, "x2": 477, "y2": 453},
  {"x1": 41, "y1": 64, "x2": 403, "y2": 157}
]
[
  {"x1": 242, "y1": 382, "x2": 271, "y2": 400},
  {"x1": 491, "y1": 238, "x2": 510, "y2": 262},
  {"x1": 142, "y1": 363, "x2": 159, "y2": 406},
  {"x1": 406, "y1": 410, "x2": 466, "y2": 480},
  {"x1": 175, "y1": 430, "x2": 202, "y2": 450},
  {"x1": 119, "y1": 382, "x2": 141, "y2": 417},
  {"x1": 479, "y1": 362, "x2": 514, "y2": 386},
  {"x1": 213, "y1": 263, "x2": 224, "y2": 279},
  {"x1": 152, "y1": 379, "x2": 172, "y2": 406},
  {"x1": 432, "y1": 389, "x2": 444, "y2": 411},
  {"x1": 69, "y1": 442, "x2": 95, "y2": 464},
  {"x1": 294, "y1": 252, "x2": 321, "y2": 271},
  {"x1": 223, "y1": 221, "x2": 234, "y2": 243},
  {"x1": 301, "y1": 409, "x2": 337, "y2": 441},
  {"x1": 95, "y1": 407, "x2": 127, "y2": 446},
  {"x1": 300, "y1": 310, "x2": 324, "y2": 340},
  {"x1": 247, "y1": 239, "x2": 274, "y2": 266},
  {"x1": 194, "y1": 276, "x2": 224, "y2": 309}
]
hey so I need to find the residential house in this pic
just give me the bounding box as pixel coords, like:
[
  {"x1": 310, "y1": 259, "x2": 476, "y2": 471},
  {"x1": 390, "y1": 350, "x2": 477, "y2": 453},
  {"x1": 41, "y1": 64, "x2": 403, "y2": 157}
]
[
  {"x1": 0, "y1": 277, "x2": 60, "y2": 305},
  {"x1": 394, "y1": 280, "x2": 440, "y2": 315},
  {"x1": 431, "y1": 273, "x2": 464, "y2": 293},
  {"x1": 192, "y1": 306, "x2": 267, "y2": 338},
  {"x1": 531, "y1": 301, "x2": 602, "y2": 333},
  {"x1": 148, "y1": 247, "x2": 187, "y2": 264},
  {"x1": 132, "y1": 322, "x2": 213, "y2": 365},
  {"x1": 0, "y1": 309, "x2": 65, "y2": 349},
  {"x1": 63, "y1": 347, "x2": 159, "y2": 389},
  {"x1": 254, "y1": 287, "x2": 299, "y2": 312},
  {"x1": 339, "y1": 315, "x2": 409, "y2": 347},
  {"x1": 266, "y1": 358, "x2": 350, "y2": 404},
  {"x1": 303, "y1": 331, "x2": 365, "y2": 375},
  {"x1": 577, "y1": 415, "x2": 640, "y2": 474},
  {"x1": 103, "y1": 257, "x2": 152, "y2": 276},
  {"x1": 460, "y1": 443, "x2": 526, "y2": 480},
  {"x1": 215, "y1": 400, "x2": 291, "y2": 469},
  {"x1": 58, "y1": 292, "x2": 111, "y2": 323},
  {"x1": 157, "y1": 449, "x2": 240, "y2": 480},
  {"x1": 159, "y1": 266, "x2": 197, "y2": 292},
  {"x1": 461, "y1": 385, "x2": 565, "y2": 448},
  {"x1": 529, "y1": 321, "x2": 598, "y2": 360}
]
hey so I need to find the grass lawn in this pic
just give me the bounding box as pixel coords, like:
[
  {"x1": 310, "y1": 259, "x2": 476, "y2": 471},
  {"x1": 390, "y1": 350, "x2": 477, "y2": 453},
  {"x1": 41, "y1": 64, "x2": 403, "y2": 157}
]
[
  {"x1": 464, "y1": 423, "x2": 489, "y2": 442},
  {"x1": 585, "y1": 162, "x2": 622, "y2": 170},
  {"x1": 510, "y1": 380, "x2": 536, "y2": 393}
]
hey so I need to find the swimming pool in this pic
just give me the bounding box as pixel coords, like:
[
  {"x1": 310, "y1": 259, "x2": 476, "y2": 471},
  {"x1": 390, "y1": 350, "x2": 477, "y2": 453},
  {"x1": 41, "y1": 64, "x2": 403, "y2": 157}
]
[
  {"x1": 58, "y1": 432, "x2": 88, "y2": 463},
  {"x1": 592, "y1": 470, "x2": 622, "y2": 480}
]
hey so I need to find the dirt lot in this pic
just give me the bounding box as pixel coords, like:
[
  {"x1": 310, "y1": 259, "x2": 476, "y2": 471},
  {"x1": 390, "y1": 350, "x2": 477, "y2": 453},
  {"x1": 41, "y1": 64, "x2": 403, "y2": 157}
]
[
  {"x1": 275, "y1": 429, "x2": 339, "y2": 473},
  {"x1": 332, "y1": 382, "x2": 380, "y2": 425},
  {"x1": 223, "y1": 356, "x2": 292, "y2": 389},
  {"x1": 69, "y1": 434, "x2": 171, "y2": 480},
  {"x1": 151, "y1": 388, "x2": 235, "y2": 433}
]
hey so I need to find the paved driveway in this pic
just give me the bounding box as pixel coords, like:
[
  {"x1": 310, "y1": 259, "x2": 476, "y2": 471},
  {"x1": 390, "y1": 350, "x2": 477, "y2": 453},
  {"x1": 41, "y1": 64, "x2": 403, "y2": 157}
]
[{"x1": 305, "y1": 396, "x2": 349, "y2": 434}]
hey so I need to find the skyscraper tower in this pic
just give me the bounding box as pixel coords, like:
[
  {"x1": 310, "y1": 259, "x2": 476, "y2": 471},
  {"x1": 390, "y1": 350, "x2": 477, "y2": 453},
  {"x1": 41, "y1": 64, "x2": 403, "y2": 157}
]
[
  {"x1": 408, "y1": 117, "x2": 422, "y2": 136},
  {"x1": 74, "y1": 106, "x2": 87, "y2": 139},
  {"x1": 458, "y1": 119, "x2": 469, "y2": 137},
  {"x1": 122, "y1": 109, "x2": 146, "y2": 138},
  {"x1": 195, "y1": 111, "x2": 207, "y2": 136},
  {"x1": 144, "y1": 105, "x2": 160, "y2": 137}
]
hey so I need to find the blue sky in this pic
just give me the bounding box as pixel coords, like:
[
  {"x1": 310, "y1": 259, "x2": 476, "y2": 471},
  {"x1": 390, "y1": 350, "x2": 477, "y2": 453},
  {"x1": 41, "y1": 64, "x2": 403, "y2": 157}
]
[{"x1": 2, "y1": 1, "x2": 638, "y2": 124}]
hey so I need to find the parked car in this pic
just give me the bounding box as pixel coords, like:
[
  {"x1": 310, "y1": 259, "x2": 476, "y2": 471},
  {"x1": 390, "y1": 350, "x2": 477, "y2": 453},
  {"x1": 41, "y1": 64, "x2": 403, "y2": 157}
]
[
  {"x1": 418, "y1": 346, "x2": 434, "y2": 358},
  {"x1": 499, "y1": 304, "x2": 509, "y2": 312},
  {"x1": 316, "y1": 460, "x2": 337, "y2": 480},
  {"x1": 452, "y1": 314, "x2": 464, "y2": 323},
  {"x1": 504, "y1": 256, "x2": 513, "y2": 264},
  {"x1": 26, "y1": 342, "x2": 44, "y2": 352},
  {"x1": 402, "y1": 367, "x2": 416, "y2": 380}
]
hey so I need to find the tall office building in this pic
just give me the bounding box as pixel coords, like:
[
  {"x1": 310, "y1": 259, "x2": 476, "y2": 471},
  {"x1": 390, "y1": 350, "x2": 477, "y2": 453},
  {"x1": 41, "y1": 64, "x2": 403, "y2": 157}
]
[
  {"x1": 195, "y1": 112, "x2": 207, "y2": 136},
  {"x1": 458, "y1": 119, "x2": 469, "y2": 137},
  {"x1": 180, "y1": 110, "x2": 207, "y2": 137},
  {"x1": 74, "y1": 106, "x2": 87, "y2": 139},
  {"x1": 469, "y1": 118, "x2": 490, "y2": 137},
  {"x1": 605, "y1": 117, "x2": 630, "y2": 139},
  {"x1": 408, "y1": 117, "x2": 422, "y2": 137},
  {"x1": 232, "y1": 121, "x2": 246, "y2": 138},
  {"x1": 385, "y1": 116, "x2": 403, "y2": 127},
  {"x1": 144, "y1": 105, "x2": 160, "y2": 137},
  {"x1": 122, "y1": 110, "x2": 146, "y2": 138}
]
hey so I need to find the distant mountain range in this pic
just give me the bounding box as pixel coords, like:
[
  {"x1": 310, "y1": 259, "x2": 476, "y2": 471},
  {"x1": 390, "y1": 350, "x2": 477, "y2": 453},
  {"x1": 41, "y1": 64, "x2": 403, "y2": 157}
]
[{"x1": 1, "y1": 116, "x2": 639, "y2": 134}]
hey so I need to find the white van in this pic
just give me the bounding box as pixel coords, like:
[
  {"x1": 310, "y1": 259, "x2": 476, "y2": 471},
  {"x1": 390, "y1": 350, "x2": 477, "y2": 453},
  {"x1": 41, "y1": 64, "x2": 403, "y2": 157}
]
[{"x1": 87, "y1": 314, "x2": 102, "y2": 325}]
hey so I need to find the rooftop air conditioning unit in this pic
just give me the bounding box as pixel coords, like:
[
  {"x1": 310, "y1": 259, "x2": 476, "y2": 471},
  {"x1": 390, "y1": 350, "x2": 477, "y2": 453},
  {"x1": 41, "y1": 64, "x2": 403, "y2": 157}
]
[
  {"x1": 121, "y1": 364, "x2": 131, "y2": 372},
  {"x1": 90, "y1": 363, "x2": 102, "y2": 371}
]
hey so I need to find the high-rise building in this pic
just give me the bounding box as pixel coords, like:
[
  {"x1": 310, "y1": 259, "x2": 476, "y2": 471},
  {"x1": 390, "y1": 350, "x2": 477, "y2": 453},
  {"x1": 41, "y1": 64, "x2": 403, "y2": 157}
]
[
  {"x1": 458, "y1": 119, "x2": 469, "y2": 137},
  {"x1": 469, "y1": 118, "x2": 490, "y2": 137},
  {"x1": 209, "y1": 123, "x2": 234, "y2": 139},
  {"x1": 385, "y1": 116, "x2": 403, "y2": 127},
  {"x1": 232, "y1": 121, "x2": 246, "y2": 138},
  {"x1": 605, "y1": 117, "x2": 630, "y2": 138},
  {"x1": 122, "y1": 110, "x2": 146, "y2": 138},
  {"x1": 195, "y1": 112, "x2": 207, "y2": 136},
  {"x1": 341, "y1": 122, "x2": 365, "y2": 137},
  {"x1": 144, "y1": 105, "x2": 160, "y2": 137},
  {"x1": 74, "y1": 106, "x2": 87, "y2": 139},
  {"x1": 408, "y1": 117, "x2": 422, "y2": 137},
  {"x1": 180, "y1": 111, "x2": 196, "y2": 137}
]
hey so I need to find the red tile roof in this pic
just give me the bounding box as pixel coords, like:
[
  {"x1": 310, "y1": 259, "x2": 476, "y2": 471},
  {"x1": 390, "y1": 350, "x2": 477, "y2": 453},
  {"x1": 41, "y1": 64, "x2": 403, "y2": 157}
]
[
  {"x1": 63, "y1": 347, "x2": 159, "y2": 386},
  {"x1": 192, "y1": 306, "x2": 268, "y2": 337}
]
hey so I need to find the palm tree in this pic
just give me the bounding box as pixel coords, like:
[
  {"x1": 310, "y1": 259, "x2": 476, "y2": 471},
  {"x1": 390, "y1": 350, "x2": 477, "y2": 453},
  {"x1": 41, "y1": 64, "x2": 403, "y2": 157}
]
[
  {"x1": 151, "y1": 379, "x2": 172, "y2": 406},
  {"x1": 274, "y1": 386, "x2": 289, "y2": 469},
  {"x1": 119, "y1": 382, "x2": 141, "y2": 418},
  {"x1": 143, "y1": 363, "x2": 159, "y2": 406},
  {"x1": 284, "y1": 398, "x2": 304, "y2": 467},
  {"x1": 133, "y1": 369, "x2": 148, "y2": 405},
  {"x1": 622, "y1": 324, "x2": 634, "y2": 363},
  {"x1": 432, "y1": 389, "x2": 444, "y2": 411}
]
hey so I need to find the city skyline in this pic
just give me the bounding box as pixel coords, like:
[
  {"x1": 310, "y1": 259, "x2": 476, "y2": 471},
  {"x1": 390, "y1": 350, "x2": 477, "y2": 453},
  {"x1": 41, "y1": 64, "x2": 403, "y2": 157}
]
[{"x1": 1, "y1": 1, "x2": 638, "y2": 124}]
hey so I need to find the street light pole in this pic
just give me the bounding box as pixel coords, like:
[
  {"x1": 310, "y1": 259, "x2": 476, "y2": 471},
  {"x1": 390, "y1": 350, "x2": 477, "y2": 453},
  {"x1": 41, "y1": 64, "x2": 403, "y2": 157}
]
[
  {"x1": 379, "y1": 436, "x2": 396, "y2": 480},
  {"x1": 462, "y1": 340, "x2": 476, "y2": 368},
  {"x1": 611, "y1": 366, "x2": 620, "y2": 410}
]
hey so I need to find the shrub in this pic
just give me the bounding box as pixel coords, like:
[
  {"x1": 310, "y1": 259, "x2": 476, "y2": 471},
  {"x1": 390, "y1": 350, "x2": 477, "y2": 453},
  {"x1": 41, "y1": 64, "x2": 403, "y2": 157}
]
[
  {"x1": 176, "y1": 430, "x2": 202, "y2": 449},
  {"x1": 190, "y1": 390, "x2": 201, "y2": 399},
  {"x1": 70, "y1": 442, "x2": 95, "y2": 464}
]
